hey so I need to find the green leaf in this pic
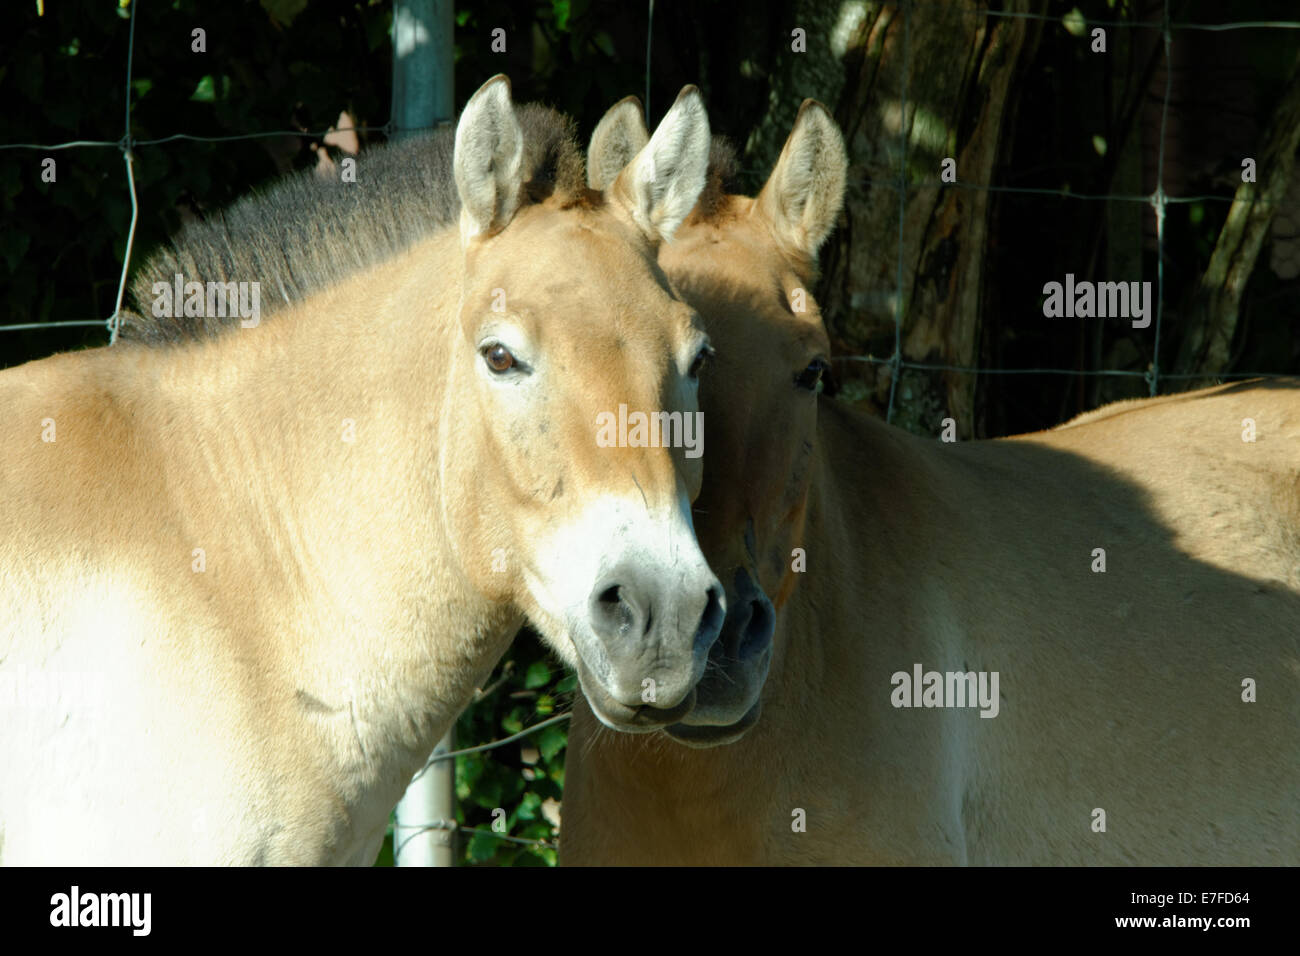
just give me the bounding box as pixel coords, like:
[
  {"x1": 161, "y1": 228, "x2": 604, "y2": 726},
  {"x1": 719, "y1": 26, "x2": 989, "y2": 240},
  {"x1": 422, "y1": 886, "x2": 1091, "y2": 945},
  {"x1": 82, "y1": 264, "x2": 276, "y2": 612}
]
[
  {"x1": 551, "y1": 0, "x2": 571, "y2": 32},
  {"x1": 515, "y1": 791, "x2": 541, "y2": 821},
  {"x1": 524, "y1": 660, "x2": 551, "y2": 689},
  {"x1": 467, "y1": 829, "x2": 498, "y2": 863},
  {"x1": 189, "y1": 75, "x2": 231, "y2": 102},
  {"x1": 536, "y1": 723, "x2": 566, "y2": 761},
  {"x1": 592, "y1": 31, "x2": 615, "y2": 58},
  {"x1": 470, "y1": 774, "x2": 504, "y2": 809}
]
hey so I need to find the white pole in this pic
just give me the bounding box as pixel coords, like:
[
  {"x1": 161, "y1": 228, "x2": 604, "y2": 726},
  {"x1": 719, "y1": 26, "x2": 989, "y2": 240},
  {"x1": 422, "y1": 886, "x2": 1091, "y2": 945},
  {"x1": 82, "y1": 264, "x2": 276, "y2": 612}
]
[
  {"x1": 391, "y1": 0, "x2": 454, "y2": 137},
  {"x1": 391, "y1": 0, "x2": 456, "y2": 868},
  {"x1": 394, "y1": 738, "x2": 456, "y2": 867}
]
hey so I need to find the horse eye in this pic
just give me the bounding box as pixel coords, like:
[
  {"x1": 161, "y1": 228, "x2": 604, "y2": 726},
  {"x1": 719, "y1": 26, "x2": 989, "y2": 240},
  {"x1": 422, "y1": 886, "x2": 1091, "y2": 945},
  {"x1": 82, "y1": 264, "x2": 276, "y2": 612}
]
[
  {"x1": 482, "y1": 343, "x2": 515, "y2": 373},
  {"x1": 795, "y1": 359, "x2": 828, "y2": 392},
  {"x1": 688, "y1": 345, "x2": 714, "y2": 380}
]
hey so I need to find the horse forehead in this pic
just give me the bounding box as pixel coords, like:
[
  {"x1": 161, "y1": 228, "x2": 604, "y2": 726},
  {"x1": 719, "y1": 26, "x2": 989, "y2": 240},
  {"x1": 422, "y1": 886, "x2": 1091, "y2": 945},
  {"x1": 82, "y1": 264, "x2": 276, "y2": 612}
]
[
  {"x1": 476, "y1": 214, "x2": 678, "y2": 314},
  {"x1": 669, "y1": 219, "x2": 825, "y2": 327},
  {"x1": 505, "y1": 206, "x2": 656, "y2": 273},
  {"x1": 663, "y1": 247, "x2": 828, "y2": 373},
  {"x1": 667, "y1": 219, "x2": 782, "y2": 284}
]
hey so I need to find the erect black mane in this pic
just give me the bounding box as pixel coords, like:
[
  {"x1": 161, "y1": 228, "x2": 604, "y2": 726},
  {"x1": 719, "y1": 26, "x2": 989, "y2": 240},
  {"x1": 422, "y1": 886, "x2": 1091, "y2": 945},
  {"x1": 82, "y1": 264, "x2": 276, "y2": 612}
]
[{"x1": 122, "y1": 104, "x2": 587, "y2": 345}]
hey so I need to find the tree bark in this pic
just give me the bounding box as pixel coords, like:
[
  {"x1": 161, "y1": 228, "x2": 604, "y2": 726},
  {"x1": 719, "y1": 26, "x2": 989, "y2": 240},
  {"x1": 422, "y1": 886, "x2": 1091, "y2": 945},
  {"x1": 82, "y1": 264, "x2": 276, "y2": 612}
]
[
  {"x1": 1175, "y1": 49, "x2": 1300, "y2": 385},
  {"x1": 743, "y1": 1, "x2": 1044, "y2": 437}
]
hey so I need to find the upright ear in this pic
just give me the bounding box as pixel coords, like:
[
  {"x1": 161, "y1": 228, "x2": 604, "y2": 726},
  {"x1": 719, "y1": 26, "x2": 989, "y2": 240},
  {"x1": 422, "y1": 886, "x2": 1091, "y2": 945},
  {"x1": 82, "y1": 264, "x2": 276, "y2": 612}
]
[
  {"x1": 754, "y1": 100, "x2": 847, "y2": 261},
  {"x1": 608, "y1": 86, "x2": 710, "y2": 243},
  {"x1": 454, "y1": 75, "x2": 525, "y2": 241},
  {"x1": 588, "y1": 96, "x2": 650, "y2": 190}
]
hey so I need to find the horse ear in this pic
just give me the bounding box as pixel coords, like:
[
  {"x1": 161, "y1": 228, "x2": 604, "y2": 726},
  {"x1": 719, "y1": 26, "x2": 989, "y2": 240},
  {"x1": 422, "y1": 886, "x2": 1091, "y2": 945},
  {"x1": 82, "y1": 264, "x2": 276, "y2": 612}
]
[
  {"x1": 588, "y1": 96, "x2": 649, "y2": 190},
  {"x1": 754, "y1": 100, "x2": 847, "y2": 261},
  {"x1": 608, "y1": 86, "x2": 710, "y2": 243},
  {"x1": 454, "y1": 75, "x2": 525, "y2": 241}
]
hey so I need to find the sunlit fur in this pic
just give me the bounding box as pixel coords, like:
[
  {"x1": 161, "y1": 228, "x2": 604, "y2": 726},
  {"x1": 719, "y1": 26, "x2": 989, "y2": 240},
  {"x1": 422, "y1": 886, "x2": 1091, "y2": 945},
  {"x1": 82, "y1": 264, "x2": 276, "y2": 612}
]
[
  {"x1": 561, "y1": 99, "x2": 1300, "y2": 865},
  {"x1": 0, "y1": 78, "x2": 719, "y2": 864}
]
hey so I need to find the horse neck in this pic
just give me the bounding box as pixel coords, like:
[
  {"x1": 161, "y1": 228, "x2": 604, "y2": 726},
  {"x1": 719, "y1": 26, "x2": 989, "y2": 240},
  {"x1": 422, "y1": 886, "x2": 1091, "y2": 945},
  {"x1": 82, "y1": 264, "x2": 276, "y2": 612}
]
[
  {"x1": 569, "y1": 404, "x2": 930, "y2": 789},
  {"x1": 560, "y1": 402, "x2": 961, "y2": 863},
  {"x1": 770, "y1": 402, "x2": 930, "y2": 692},
  {"x1": 130, "y1": 230, "x2": 519, "y2": 776}
]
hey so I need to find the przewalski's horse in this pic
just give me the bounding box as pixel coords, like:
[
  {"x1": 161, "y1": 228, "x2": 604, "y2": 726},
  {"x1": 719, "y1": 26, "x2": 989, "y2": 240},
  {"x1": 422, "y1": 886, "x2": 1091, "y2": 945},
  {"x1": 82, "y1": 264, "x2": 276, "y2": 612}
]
[
  {"x1": 0, "y1": 77, "x2": 723, "y2": 864},
  {"x1": 561, "y1": 98, "x2": 1300, "y2": 865}
]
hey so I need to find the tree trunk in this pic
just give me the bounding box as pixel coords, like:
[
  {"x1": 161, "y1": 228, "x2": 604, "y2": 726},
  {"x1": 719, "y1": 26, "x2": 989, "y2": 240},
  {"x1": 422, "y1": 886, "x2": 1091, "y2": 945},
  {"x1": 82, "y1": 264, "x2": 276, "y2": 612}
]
[
  {"x1": 743, "y1": 1, "x2": 1045, "y2": 437},
  {"x1": 1175, "y1": 49, "x2": 1300, "y2": 386}
]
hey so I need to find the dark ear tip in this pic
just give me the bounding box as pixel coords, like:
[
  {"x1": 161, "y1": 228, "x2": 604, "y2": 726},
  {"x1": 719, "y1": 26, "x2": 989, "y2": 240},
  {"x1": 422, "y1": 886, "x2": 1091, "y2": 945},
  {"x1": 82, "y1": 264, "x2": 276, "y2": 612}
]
[
  {"x1": 673, "y1": 85, "x2": 703, "y2": 106},
  {"x1": 796, "y1": 99, "x2": 833, "y2": 125},
  {"x1": 478, "y1": 74, "x2": 513, "y2": 101}
]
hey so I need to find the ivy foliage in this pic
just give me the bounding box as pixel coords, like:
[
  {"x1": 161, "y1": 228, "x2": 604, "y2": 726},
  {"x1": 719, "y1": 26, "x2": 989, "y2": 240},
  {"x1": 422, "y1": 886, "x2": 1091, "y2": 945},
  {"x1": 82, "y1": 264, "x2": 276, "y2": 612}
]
[{"x1": 376, "y1": 627, "x2": 575, "y2": 867}]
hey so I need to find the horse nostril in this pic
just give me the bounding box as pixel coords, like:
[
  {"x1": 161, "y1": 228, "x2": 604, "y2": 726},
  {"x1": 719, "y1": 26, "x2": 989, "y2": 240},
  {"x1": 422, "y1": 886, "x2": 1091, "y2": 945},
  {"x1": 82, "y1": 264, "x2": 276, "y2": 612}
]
[
  {"x1": 738, "y1": 596, "x2": 774, "y2": 659},
  {"x1": 591, "y1": 583, "x2": 637, "y2": 637},
  {"x1": 715, "y1": 588, "x2": 773, "y2": 662}
]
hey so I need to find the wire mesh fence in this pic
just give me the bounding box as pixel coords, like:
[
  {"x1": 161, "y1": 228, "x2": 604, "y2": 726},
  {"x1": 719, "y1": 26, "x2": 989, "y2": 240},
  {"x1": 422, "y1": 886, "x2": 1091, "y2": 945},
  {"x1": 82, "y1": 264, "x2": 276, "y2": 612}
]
[
  {"x1": 392, "y1": 710, "x2": 572, "y2": 857},
  {"x1": 6, "y1": 2, "x2": 1299, "y2": 398},
  {"x1": 4, "y1": 0, "x2": 1299, "y2": 863}
]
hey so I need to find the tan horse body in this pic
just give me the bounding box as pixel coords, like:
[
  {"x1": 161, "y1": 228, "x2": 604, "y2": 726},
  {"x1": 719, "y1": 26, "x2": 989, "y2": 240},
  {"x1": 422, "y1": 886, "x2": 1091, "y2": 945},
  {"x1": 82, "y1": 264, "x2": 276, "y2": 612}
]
[
  {"x1": 560, "y1": 101, "x2": 1300, "y2": 865},
  {"x1": 0, "y1": 78, "x2": 722, "y2": 864}
]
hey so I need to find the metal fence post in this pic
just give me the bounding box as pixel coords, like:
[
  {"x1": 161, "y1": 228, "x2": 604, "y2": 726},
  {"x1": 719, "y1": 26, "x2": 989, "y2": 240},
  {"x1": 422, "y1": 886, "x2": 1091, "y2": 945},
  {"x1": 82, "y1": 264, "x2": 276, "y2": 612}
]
[{"x1": 391, "y1": 0, "x2": 456, "y2": 868}]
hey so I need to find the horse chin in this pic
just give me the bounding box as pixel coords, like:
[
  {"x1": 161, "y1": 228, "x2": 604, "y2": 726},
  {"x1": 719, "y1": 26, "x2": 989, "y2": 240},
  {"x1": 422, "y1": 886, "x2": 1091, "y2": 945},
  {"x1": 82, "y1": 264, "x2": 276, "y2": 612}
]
[
  {"x1": 576, "y1": 661, "x2": 698, "y2": 733},
  {"x1": 664, "y1": 700, "x2": 762, "y2": 749}
]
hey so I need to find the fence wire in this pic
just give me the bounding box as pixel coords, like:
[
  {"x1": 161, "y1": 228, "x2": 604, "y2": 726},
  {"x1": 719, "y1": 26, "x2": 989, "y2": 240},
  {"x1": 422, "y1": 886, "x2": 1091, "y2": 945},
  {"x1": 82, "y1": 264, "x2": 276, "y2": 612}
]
[
  {"x1": 392, "y1": 711, "x2": 572, "y2": 857},
  {"x1": 5, "y1": 2, "x2": 1300, "y2": 410},
  {"x1": 5, "y1": 0, "x2": 1300, "y2": 860}
]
